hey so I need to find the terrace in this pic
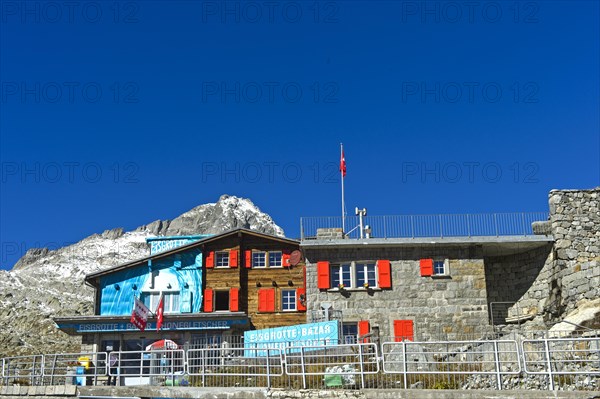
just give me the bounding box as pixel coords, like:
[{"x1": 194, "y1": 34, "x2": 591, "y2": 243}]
[{"x1": 300, "y1": 214, "x2": 550, "y2": 241}]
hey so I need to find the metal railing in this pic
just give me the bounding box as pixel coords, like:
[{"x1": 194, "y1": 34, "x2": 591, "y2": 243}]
[
  {"x1": 285, "y1": 343, "x2": 379, "y2": 389},
  {"x1": 41, "y1": 352, "x2": 108, "y2": 386},
  {"x1": 521, "y1": 337, "x2": 600, "y2": 390},
  {"x1": 382, "y1": 340, "x2": 521, "y2": 390},
  {"x1": 300, "y1": 212, "x2": 550, "y2": 240},
  {"x1": 1, "y1": 355, "x2": 43, "y2": 386},
  {"x1": 110, "y1": 349, "x2": 186, "y2": 386},
  {"x1": 1, "y1": 336, "x2": 598, "y2": 391},
  {"x1": 187, "y1": 347, "x2": 283, "y2": 388}
]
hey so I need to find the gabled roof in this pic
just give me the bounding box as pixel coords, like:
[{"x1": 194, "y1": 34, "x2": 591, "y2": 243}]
[{"x1": 85, "y1": 228, "x2": 299, "y2": 286}]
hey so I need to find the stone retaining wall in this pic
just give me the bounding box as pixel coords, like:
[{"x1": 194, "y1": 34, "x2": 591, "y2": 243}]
[{"x1": 513, "y1": 188, "x2": 600, "y2": 327}]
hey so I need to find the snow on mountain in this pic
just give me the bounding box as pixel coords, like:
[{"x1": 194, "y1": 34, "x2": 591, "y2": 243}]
[{"x1": 0, "y1": 195, "x2": 284, "y2": 358}]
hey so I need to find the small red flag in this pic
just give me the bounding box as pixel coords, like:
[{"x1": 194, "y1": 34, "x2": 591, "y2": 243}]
[
  {"x1": 340, "y1": 149, "x2": 346, "y2": 178},
  {"x1": 156, "y1": 294, "x2": 164, "y2": 332}
]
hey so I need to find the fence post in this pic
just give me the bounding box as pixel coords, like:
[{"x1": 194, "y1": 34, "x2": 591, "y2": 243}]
[
  {"x1": 494, "y1": 213, "x2": 499, "y2": 236},
  {"x1": 266, "y1": 349, "x2": 271, "y2": 388},
  {"x1": 300, "y1": 347, "x2": 307, "y2": 389},
  {"x1": 467, "y1": 214, "x2": 471, "y2": 237},
  {"x1": 358, "y1": 344, "x2": 365, "y2": 389},
  {"x1": 383, "y1": 216, "x2": 387, "y2": 239},
  {"x1": 201, "y1": 349, "x2": 206, "y2": 387},
  {"x1": 543, "y1": 339, "x2": 555, "y2": 390},
  {"x1": 402, "y1": 341, "x2": 408, "y2": 389},
  {"x1": 493, "y1": 341, "x2": 502, "y2": 390}
]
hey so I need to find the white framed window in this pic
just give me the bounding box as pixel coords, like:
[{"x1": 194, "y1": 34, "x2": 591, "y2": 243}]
[
  {"x1": 355, "y1": 262, "x2": 377, "y2": 287},
  {"x1": 141, "y1": 291, "x2": 180, "y2": 313},
  {"x1": 281, "y1": 290, "x2": 296, "y2": 311},
  {"x1": 215, "y1": 251, "x2": 229, "y2": 268},
  {"x1": 330, "y1": 261, "x2": 377, "y2": 289},
  {"x1": 252, "y1": 250, "x2": 282, "y2": 268},
  {"x1": 269, "y1": 251, "x2": 282, "y2": 267},
  {"x1": 330, "y1": 263, "x2": 352, "y2": 288},
  {"x1": 252, "y1": 252, "x2": 266, "y2": 268},
  {"x1": 433, "y1": 259, "x2": 449, "y2": 276}
]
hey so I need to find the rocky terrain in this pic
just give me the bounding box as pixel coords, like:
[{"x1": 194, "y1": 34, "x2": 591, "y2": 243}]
[{"x1": 0, "y1": 195, "x2": 284, "y2": 358}]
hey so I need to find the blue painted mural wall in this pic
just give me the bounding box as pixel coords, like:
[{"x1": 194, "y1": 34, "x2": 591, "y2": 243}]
[{"x1": 99, "y1": 248, "x2": 203, "y2": 315}]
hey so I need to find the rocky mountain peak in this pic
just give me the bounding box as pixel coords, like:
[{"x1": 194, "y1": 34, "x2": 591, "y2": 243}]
[{"x1": 136, "y1": 194, "x2": 284, "y2": 237}]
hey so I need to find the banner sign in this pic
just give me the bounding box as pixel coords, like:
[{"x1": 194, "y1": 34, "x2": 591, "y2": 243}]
[
  {"x1": 58, "y1": 319, "x2": 246, "y2": 333},
  {"x1": 243, "y1": 321, "x2": 339, "y2": 357}
]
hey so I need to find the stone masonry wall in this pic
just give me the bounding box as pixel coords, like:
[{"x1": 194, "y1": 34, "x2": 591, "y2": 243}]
[
  {"x1": 545, "y1": 188, "x2": 600, "y2": 319},
  {"x1": 484, "y1": 244, "x2": 553, "y2": 320},
  {"x1": 508, "y1": 187, "x2": 600, "y2": 328},
  {"x1": 304, "y1": 245, "x2": 492, "y2": 340}
]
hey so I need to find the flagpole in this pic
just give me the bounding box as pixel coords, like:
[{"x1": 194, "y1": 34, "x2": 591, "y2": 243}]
[{"x1": 340, "y1": 143, "x2": 345, "y2": 235}]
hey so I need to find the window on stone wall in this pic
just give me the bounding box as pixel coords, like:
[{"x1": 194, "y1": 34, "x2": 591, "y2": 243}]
[
  {"x1": 342, "y1": 323, "x2": 358, "y2": 344},
  {"x1": 355, "y1": 262, "x2": 377, "y2": 287},
  {"x1": 331, "y1": 263, "x2": 352, "y2": 288},
  {"x1": 433, "y1": 259, "x2": 449, "y2": 276},
  {"x1": 330, "y1": 262, "x2": 377, "y2": 289}
]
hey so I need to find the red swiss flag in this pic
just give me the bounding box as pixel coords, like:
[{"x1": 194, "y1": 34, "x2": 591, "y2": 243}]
[{"x1": 156, "y1": 294, "x2": 164, "y2": 332}]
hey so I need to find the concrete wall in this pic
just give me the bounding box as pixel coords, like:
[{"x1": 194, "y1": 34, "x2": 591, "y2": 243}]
[{"x1": 304, "y1": 245, "x2": 492, "y2": 340}]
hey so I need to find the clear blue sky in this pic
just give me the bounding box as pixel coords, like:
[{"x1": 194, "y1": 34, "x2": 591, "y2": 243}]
[{"x1": 1, "y1": 1, "x2": 599, "y2": 270}]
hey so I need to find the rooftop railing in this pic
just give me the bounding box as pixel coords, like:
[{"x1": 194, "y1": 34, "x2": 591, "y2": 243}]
[{"x1": 300, "y1": 212, "x2": 550, "y2": 240}]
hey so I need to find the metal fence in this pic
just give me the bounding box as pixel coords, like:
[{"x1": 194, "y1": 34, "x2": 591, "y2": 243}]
[
  {"x1": 2, "y1": 336, "x2": 599, "y2": 391},
  {"x1": 300, "y1": 212, "x2": 550, "y2": 240},
  {"x1": 522, "y1": 337, "x2": 600, "y2": 390},
  {"x1": 382, "y1": 340, "x2": 521, "y2": 390}
]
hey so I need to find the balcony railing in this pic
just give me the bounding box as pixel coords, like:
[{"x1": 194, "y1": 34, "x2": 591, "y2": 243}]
[{"x1": 300, "y1": 212, "x2": 550, "y2": 240}]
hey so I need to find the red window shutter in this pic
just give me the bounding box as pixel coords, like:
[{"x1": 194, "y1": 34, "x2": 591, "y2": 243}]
[
  {"x1": 258, "y1": 290, "x2": 266, "y2": 312},
  {"x1": 420, "y1": 258, "x2": 433, "y2": 277},
  {"x1": 266, "y1": 288, "x2": 275, "y2": 312},
  {"x1": 229, "y1": 250, "x2": 238, "y2": 268},
  {"x1": 358, "y1": 320, "x2": 370, "y2": 343},
  {"x1": 258, "y1": 288, "x2": 275, "y2": 312},
  {"x1": 229, "y1": 288, "x2": 239, "y2": 312},
  {"x1": 317, "y1": 261, "x2": 330, "y2": 289},
  {"x1": 394, "y1": 320, "x2": 414, "y2": 342},
  {"x1": 282, "y1": 253, "x2": 291, "y2": 268},
  {"x1": 296, "y1": 288, "x2": 306, "y2": 312},
  {"x1": 206, "y1": 252, "x2": 214, "y2": 268},
  {"x1": 377, "y1": 260, "x2": 391, "y2": 288},
  {"x1": 204, "y1": 289, "x2": 213, "y2": 312},
  {"x1": 245, "y1": 250, "x2": 252, "y2": 268}
]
